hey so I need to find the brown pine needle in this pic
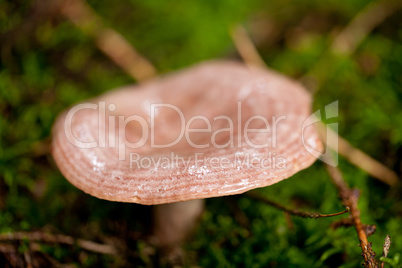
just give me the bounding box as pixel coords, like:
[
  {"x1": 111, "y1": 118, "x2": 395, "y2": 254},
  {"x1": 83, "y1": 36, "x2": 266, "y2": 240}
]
[
  {"x1": 316, "y1": 122, "x2": 398, "y2": 186},
  {"x1": 59, "y1": 0, "x2": 157, "y2": 82},
  {"x1": 230, "y1": 25, "x2": 267, "y2": 69},
  {"x1": 331, "y1": 0, "x2": 402, "y2": 55}
]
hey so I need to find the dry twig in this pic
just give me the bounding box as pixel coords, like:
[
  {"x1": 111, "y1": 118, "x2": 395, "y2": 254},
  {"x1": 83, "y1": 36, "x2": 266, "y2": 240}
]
[
  {"x1": 0, "y1": 231, "x2": 117, "y2": 255},
  {"x1": 23, "y1": 250, "x2": 33, "y2": 268},
  {"x1": 59, "y1": 0, "x2": 157, "y2": 82},
  {"x1": 246, "y1": 192, "x2": 349, "y2": 219},
  {"x1": 331, "y1": 0, "x2": 402, "y2": 55},
  {"x1": 325, "y1": 164, "x2": 378, "y2": 267},
  {"x1": 330, "y1": 218, "x2": 377, "y2": 237},
  {"x1": 0, "y1": 243, "x2": 16, "y2": 253},
  {"x1": 315, "y1": 122, "x2": 398, "y2": 186},
  {"x1": 230, "y1": 25, "x2": 267, "y2": 69}
]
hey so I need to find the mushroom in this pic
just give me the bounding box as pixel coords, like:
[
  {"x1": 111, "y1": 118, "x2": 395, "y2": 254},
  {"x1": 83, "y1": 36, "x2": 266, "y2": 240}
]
[{"x1": 52, "y1": 60, "x2": 322, "y2": 257}]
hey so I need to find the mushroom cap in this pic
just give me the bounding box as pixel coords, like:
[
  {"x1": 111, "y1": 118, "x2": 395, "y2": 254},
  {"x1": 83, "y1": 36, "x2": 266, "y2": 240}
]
[{"x1": 52, "y1": 61, "x2": 322, "y2": 205}]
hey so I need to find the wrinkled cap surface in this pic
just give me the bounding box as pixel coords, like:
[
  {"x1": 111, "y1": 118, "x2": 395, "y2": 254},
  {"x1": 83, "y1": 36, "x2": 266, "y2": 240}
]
[{"x1": 52, "y1": 61, "x2": 323, "y2": 205}]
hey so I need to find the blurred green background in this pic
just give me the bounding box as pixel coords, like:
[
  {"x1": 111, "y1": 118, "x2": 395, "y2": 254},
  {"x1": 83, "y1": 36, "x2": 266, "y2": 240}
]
[{"x1": 1, "y1": 0, "x2": 401, "y2": 266}]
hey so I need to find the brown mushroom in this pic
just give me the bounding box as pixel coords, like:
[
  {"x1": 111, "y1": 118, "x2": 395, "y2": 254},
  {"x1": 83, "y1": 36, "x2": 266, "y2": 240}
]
[{"x1": 52, "y1": 60, "x2": 322, "y2": 255}]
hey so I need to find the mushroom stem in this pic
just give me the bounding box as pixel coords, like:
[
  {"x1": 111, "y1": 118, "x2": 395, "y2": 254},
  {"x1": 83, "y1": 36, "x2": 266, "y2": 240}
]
[{"x1": 152, "y1": 199, "x2": 204, "y2": 247}]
